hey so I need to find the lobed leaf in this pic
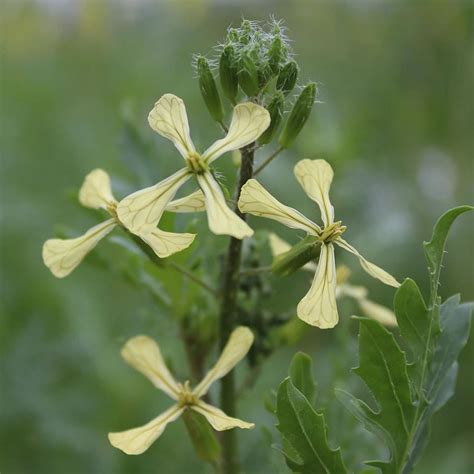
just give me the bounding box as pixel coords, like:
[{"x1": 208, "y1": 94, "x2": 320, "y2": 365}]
[
  {"x1": 289, "y1": 352, "x2": 316, "y2": 404},
  {"x1": 276, "y1": 378, "x2": 347, "y2": 474}
]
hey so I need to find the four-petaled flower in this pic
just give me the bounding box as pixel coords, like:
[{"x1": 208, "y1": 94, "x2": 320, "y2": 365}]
[
  {"x1": 116, "y1": 94, "x2": 270, "y2": 240},
  {"x1": 42, "y1": 169, "x2": 206, "y2": 278},
  {"x1": 238, "y1": 159, "x2": 400, "y2": 329},
  {"x1": 268, "y1": 234, "x2": 397, "y2": 327},
  {"x1": 108, "y1": 326, "x2": 255, "y2": 455}
]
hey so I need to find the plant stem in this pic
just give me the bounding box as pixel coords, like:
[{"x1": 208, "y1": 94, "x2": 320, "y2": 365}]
[
  {"x1": 239, "y1": 266, "x2": 272, "y2": 277},
  {"x1": 253, "y1": 146, "x2": 284, "y2": 176},
  {"x1": 218, "y1": 143, "x2": 255, "y2": 474},
  {"x1": 169, "y1": 262, "x2": 218, "y2": 297},
  {"x1": 129, "y1": 233, "x2": 218, "y2": 297}
]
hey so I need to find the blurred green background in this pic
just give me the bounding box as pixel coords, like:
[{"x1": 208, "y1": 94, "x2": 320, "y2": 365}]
[{"x1": 2, "y1": 0, "x2": 473, "y2": 473}]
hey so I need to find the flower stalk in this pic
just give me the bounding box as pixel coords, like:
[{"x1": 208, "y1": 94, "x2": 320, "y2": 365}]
[{"x1": 218, "y1": 143, "x2": 255, "y2": 474}]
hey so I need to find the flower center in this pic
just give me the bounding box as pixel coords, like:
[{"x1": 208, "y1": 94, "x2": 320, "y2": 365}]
[
  {"x1": 186, "y1": 152, "x2": 208, "y2": 174},
  {"x1": 177, "y1": 381, "x2": 198, "y2": 407},
  {"x1": 319, "y1": 221, "x2": 347, "y2": 243}
]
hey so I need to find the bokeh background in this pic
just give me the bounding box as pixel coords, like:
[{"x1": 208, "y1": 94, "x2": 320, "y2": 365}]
[{"x1": 2, "y1": 0, "x2": 473, "y2": 473}]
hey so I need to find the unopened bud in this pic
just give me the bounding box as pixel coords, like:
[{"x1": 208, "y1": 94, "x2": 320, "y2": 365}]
[
  {"x1": 268, "y1": 36, "x2": 284, "y2": 74},
  {"x1": 219, "y1": 45, "x2": 238, "y2": 102},
  {"x1": 258, "y1": 91, "x2": 284, "y2": 145},
  {"x1": 272, "y1": 235, "x2": 321, "y2": 276},
  {"x1": 279, "y1": 82, "x2": 317, "y2": 148},
  {"x1": 197, "y1": 56, "x2": 224, "y2": 123},
  {"x1": 238, "y1": 51, "x2": 260, "y2": 97},
  {"x1": 276, "y1": 61, "x2": 298, "y2": 95}
]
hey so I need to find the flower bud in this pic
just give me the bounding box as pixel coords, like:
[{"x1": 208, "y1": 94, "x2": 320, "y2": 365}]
[
  {"x1": 258, "y1": 91, "x2": 284, "y2": 145},
  {"x1": 196, "y1": 56, "x2": 224, "y2": 123},
  {"x1": 272, "y1": 235, "x2": 321, "y2": 276},
  {"x1": 279, "y1": 82, "x2": 317, "y2": 149},
  {"x1": 276, "y1": 61, "x2": 298, "y2": 95},
  {"x1": 238, "y1": 51, "x2": 260, "y2": 98},
  {"x1": 268, "y1": 35, "x2": 284, "y2": 74},
  {"x1": 219, "y1": 45, "x2": 238, "y2": 102}
]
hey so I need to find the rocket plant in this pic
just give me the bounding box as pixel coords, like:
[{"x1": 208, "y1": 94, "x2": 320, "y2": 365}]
[{"x1": 42, "y1": 19, "x2": 472, "y2": 474}]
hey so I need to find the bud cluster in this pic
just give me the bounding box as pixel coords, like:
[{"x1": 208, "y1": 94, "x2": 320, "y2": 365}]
[{"x1": 195, "y1": 18, "x2": 317, "y2": 150}]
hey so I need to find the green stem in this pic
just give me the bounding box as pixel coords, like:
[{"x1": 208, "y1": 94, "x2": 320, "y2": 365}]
[
  {"x1": 218, "y1": 143, "x2": 255, "y2": 474},
  {"x1": 129, "y1": 233, "x2": 218, "y2": 297},
  {"x1": 239, "y1": 266, "x2": 272, "y2": 277},
  {"x1": 253, "y1": 146, "x2": 284, "y2": 176}
]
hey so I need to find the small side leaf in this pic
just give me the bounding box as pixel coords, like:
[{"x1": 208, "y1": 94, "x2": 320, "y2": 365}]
[
  {"x1": 276, "y1": 378, "x2": 347, "y2": 474},
  {"x1": 289, "y1": 352, "x2": 316, "y2": 404}
]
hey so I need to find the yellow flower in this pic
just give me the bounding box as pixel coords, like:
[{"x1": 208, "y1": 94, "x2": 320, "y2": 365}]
[
  {"x1": 117, "y1": 94, "x2": 270, "y2": 240},
  {"x1": 42, "y1": 169, "x2": 205, "y2": 278},
  {"x1": 108, "y1": 326, "x2": 255, "y2": 455},
  {"x1": 269, "y1": 234, "x2": 397, "y2": 327},
  {"x1": 238, "y1": 159, "x2": 400, "y2": 329}
]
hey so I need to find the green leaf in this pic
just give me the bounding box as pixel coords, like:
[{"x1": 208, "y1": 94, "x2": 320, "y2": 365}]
[
  {"x1": 340, "y1": 207, "x2": 472, "y2": 473},
  {"x1": 394, "y1": 279, "x2": 438, "y2": 391},
  {"x1": 404, "y1": 297, "x2": 472, "y2": 470},
  {"x1": 289, "y1": 352, "x2": 316, "y2": 404},
  {"x1": 352, "y1": 318, "x2": 416, "y2": 472},
  {"x1": 276, "y1": 378, "x2": 347, "y2": 474},
  {"x1": 423, "y1": 205, "x2": 473, "y2": 304},
  {"x1": 182, "y1": 410, "x2": 220, "y2": 464}
]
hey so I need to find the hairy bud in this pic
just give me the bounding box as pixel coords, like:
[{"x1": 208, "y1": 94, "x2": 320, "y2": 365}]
[
  {"x1": 279, "y1": 82, "x2": 317, "y2": 148},
  {"x1": 196, "y1": 56, "x2": 224, "y2": 123},
  {"x1": 219, "y1": 45, "x2": 239, "y2": 102},
  {"x1": 258, "y1": 91, "x2": 285, "y2": 145},
  {"x1": 238, "y1": 51, "x2": 260, "y2": 98},
  {"x1": 276, "y1": 61, "x2": 298, "y2": 95}
]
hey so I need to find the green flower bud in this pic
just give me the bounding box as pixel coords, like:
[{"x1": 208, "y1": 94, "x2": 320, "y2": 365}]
[
  {"x1": 239, "y1": 20, "x2": 252, "y2": 44},
  {"x1": 279, "y1": 82, "x2": 317, "y2": 148},
  {"x1": 196, "y1": 56, "x2": 224, "y2": 123},
  {"x1": 276, "y1": 61, "x2": 298, "y2": 95},
  {"x1": 258, "y1": 91, "x2": 284, "y2": 145},
  {"x1": 238, "y1": 51, "x2": 260, "y2": 98},
  {"x1": 219, "y1": 45, "x2": 238, "y2": 102},
  {"x1": 227, "y1": 28, "x2": 239, "y2": 43},
  {"x1": 272, "y1": 235, "x2": 321, "y2": 276},
  {"x1": 268, "y1": 36, "x2": 283, "y2": 74},
  {"x1": 258, "y1": 61, "x2": 273, "y2": 89}
]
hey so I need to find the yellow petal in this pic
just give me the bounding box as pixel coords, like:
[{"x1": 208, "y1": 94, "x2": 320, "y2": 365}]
[
  {"x1": 294, "y1": 159, "x2": 334, "y2": 226},
  {"x1": 165, "y1": 190, "x2": 206, "y2": 213},
  {"x1": 120, "y1": 335, "x2": 181, "y2": 400},
  {"x1": 193, "y1": 326, "x2": 254, "y2": 398},
  {"x1": 196, "y1": 172, "x2": 253, "y2": 239},
  {"x1": 117, "y1": 168, "x2": 191, "y2": 234},
  {"x1": 203, "y1": 103, "x2": 270, "y2": 164},
  {"x1": 42, "y1": 219, "x2": 116, "y2": 278},
  {"x1": 108, "y1": 404, "x2": 184, "y2": 455},
  {"x1": 191, "y1": 400, "x2": 254, "y2": 431},
  {"x1": 138, "y1": 228, "x2": 196, "y2": 258},
  {"x1": 297, "y1": 243, "x2": 339, "y2": 328},
  {"x1": 358, "y1": 298, "x2": 398, "y2": 327},
  {"x1": 78, "y1": 169, "x2": 116, "y2": 210},
  {"x1": 148, "y1": 94, "x2": 196, "y2": 158},
  {"x1": 238, "y1": 179, "x2": 320, "y2": 235},
  {"x1": 334, "y1": 238, "x2": 400, "y2": 288},
  {"x1": 268, "y1": 233, "x2": 317, "y2": 272}
]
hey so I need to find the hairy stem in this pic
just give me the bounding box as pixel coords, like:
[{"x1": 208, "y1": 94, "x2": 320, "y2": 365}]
[{"x1": 218, "y1": 143, "x2": 254, "y2": 474}]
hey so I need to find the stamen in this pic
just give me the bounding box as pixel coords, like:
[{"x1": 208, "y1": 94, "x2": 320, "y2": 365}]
[
  {"x1": 177, "y1": 381, "x2": 198, "y2": 407},
  {"x1": 186, "y1": 152, "x2": 208, "y2": 174}
]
